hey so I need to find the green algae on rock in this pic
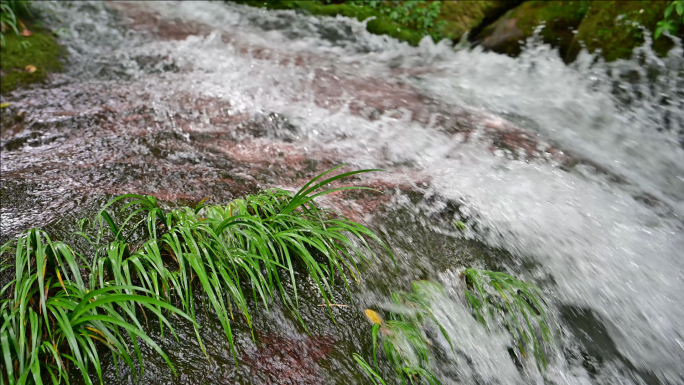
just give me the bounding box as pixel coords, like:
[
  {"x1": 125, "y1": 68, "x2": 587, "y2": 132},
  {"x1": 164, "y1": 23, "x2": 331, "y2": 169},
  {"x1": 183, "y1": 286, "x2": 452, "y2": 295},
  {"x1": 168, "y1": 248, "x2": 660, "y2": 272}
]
[
  {"x1": 0, "y1": 27, "x2": 65, "y2": 93},
  {"x1": 566, "y1": 0, "x2": 678, "y2": 62},
  {"x1": 232, "y1": 0, "x2": 682, "y2": 64}
]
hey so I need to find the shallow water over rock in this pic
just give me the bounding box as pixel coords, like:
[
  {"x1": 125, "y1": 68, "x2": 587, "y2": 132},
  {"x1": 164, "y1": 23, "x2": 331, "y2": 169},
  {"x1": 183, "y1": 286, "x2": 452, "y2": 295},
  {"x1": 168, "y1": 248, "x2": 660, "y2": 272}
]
[{"x1": 1, "y1": 1, "x2": 684, "y2": 384}]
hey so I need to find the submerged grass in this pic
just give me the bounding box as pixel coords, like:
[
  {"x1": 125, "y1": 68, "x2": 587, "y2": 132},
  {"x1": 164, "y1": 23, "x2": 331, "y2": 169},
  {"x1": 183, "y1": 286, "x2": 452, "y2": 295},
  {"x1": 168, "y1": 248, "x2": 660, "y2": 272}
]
[
  {"x1": 1, "y1": 166, "x2": 392, "y2": 384},
  {"x1": 355, "y1": 275, "x2": 556, "y2": 384},
  {"x1": 462, "y1": 268, "x2": 555, "y2": 371},
  {"x1": 356, "y1": 281, "x2": 448, "y2": 385}
]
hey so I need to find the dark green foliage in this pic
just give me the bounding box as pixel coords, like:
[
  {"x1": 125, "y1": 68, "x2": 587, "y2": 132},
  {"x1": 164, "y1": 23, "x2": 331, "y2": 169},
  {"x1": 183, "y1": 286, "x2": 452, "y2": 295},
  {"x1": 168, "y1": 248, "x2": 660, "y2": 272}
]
[
  {"x1": 656, "y1": 1, "x2": 684, "y2": 38},
  {"x1": 0, "y1": 1, "x2": 33, "y2": 47},
  {"x1": 1, "y1": 167, "x2": 392, "y2": 384},
  {"x1": 1, "y1": 1, "x2": 22, "y2": 46},
  {"x1": 344, "y1": 1, "x2": 446, "y2": 42},
  {"x1": 1, "y1": 1, "x2": 31, "y2": 19}
]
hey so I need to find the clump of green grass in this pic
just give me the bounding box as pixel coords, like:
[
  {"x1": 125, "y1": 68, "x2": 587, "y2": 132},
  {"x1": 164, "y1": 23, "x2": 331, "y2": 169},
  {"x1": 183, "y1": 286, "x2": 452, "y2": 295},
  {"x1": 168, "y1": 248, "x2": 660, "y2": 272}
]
[
  {"x1": 1, "y1": 166, "x2": 392, "y2": 384},
  {"x1": 656, "y1": 0, "x2": 684, "y2": 38},
  {"x1": 88, "y1": 165, "x2": 391, "y2": 358},
  {"x1": 461, "y1": 268, "x2": 555, "y2": 371},
  {"x1": 0, "y1": 229, "x2": 194, "y2": 385}
]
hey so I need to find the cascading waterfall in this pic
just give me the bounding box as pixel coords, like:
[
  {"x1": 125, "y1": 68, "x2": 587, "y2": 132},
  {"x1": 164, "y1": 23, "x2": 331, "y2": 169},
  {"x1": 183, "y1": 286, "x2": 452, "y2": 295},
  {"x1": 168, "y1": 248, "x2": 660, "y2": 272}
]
[{"x1": 2, "y1": 1, "x2": 683, "y2": 384}]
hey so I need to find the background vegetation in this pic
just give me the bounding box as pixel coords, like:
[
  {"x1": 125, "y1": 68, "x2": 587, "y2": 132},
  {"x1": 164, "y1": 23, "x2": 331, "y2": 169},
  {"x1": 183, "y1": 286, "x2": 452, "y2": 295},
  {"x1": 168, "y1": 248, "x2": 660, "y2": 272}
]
[
  {"x1": 232, "y1": 0, "x2": 684, "y2": 63},
  {"x1": 2, "y1": 0, "x2": 681, "y2": 95}
]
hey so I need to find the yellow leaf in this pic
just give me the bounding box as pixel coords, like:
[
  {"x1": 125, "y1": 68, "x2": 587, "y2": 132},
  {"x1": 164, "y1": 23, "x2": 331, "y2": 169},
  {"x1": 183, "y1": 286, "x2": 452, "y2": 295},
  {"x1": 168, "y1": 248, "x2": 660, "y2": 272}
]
[
  {"x1": 86, "y1": 327, "x2": 107, "y2": 339},
  {"x1": 25, "y1": 65, "x2": 37, "y2": 73},
  {"x1": 364, "y1": 309, "x2": 383, "y2": 325},
  {"x1": 0, "y1": 103, "x2": 10, "y2": 108},
  {"x1": 87, "y1": 333, "x2": 111, "y2": 346},
  {"x1": 56, "y1": 268, "x2": 69, "y2": 296}
]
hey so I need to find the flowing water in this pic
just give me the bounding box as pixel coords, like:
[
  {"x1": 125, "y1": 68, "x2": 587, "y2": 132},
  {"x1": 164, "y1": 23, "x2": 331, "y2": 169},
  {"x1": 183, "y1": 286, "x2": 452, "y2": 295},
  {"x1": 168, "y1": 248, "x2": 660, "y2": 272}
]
[{"x1": 1, "y1": 1, "x2": 684, "y2": 384}]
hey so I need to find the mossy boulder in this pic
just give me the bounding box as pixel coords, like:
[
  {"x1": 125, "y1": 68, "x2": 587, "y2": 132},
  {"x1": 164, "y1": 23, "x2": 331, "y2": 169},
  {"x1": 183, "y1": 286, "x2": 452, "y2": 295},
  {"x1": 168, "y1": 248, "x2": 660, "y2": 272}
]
[
  {"x1": 1, "y1": 28, "x2": 65, "y2": 94},
  {"x1": 566, "y1": 1, "x2": 678, "y2": 62},
  {"x1": 438, "y1": 1, "x2": 523, "y2": 41},
  {"x1": 474, "y1": 1, "x2": 587, "y2": 58}
]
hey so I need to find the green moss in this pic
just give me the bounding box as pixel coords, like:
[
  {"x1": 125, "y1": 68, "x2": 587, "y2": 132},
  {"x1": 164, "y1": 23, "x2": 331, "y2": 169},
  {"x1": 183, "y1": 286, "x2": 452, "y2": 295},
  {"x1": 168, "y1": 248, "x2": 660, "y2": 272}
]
[
  {"x1": 517, "y1": 1, "x2": 585, "y2": 54},
  {"x1": 567, "y1": 0, "x2": 677, "y2": 62},
  {"x1": 0, "y1": 28, "x2": 65, "y2": 94}
]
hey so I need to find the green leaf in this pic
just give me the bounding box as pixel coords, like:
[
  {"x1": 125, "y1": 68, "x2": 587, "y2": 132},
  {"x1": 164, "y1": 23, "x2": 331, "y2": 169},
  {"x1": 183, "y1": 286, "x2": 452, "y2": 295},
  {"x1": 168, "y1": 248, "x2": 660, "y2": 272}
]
[
  {"x1": 100, "y1": 211, "x2": 124, "y2": 242},
  {"x1": 665, "y1": 2, "x2": 675, "y2": 18},
  {"x1": 353, "y1": 354, "x2": 387, "y2": 385},
  {"x1": 1, "y1": 329, "x2": 15, "y2": 385}
]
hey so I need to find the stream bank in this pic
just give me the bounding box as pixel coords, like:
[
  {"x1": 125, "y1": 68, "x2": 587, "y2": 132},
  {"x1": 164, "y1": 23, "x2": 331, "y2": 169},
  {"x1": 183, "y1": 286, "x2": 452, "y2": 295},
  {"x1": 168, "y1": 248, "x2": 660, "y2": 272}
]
[
  {"x1": 0, "y1": 4, "x2": 65, "y2": 94},
  {"x1": 237, "y1": 0, "x2": 684, "y2": 63}
]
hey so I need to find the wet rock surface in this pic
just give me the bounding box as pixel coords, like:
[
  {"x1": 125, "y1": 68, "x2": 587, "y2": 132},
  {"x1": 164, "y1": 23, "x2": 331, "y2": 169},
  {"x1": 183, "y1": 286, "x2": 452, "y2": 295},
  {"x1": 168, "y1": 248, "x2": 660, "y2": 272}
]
[
  {"x1": 245, "y1": 332, "x2": 336, "y2": 385},
  {"x1": 0, "y1": 0, "x2": 581, "y2": 241}
]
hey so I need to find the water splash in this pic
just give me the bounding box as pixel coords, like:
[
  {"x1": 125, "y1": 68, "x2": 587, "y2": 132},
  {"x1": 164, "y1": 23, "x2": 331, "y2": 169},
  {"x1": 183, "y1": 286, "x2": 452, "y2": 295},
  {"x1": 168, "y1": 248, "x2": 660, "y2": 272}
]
[{"x1": 3, "y1": 1, "x2": 684, "y2": 384}]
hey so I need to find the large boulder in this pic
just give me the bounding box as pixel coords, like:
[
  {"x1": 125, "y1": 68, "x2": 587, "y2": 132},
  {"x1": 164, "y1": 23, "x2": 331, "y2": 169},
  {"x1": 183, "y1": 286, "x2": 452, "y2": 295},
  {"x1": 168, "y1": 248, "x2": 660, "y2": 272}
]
[
  {"x1": 438, "y1": 1, "x2": 523, "y2": 42},
  {"x1": 473, "y1": 1, "x2": 587, "y2": 58},
  {"x1": 565, "y1": 1, "x2": 676, "y2": 62}
]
